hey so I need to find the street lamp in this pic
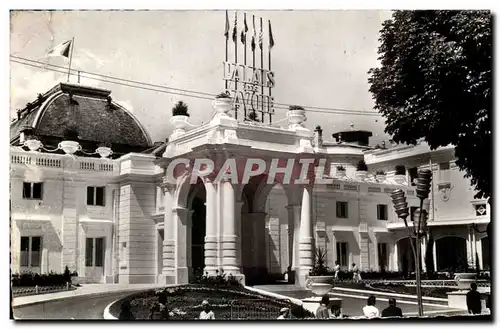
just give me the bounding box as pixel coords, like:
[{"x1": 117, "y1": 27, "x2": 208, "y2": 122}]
[{"x1": 391, "y1": 168, "x2": 432, "y2": 317}]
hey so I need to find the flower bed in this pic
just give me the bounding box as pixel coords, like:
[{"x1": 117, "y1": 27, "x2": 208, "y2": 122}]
[{"x1": 110, "y1": 284, "x2": 314, "y2": 320}]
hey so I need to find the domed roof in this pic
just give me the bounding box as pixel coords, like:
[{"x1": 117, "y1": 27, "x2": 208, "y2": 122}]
[{"x1": 10, "y1": 83, "x2": 152, "y2": 149}]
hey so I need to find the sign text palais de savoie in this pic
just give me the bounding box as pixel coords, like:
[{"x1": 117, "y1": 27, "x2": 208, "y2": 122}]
[{"x1": 223, "y1": 62, "x2": 275, "y2": 116}]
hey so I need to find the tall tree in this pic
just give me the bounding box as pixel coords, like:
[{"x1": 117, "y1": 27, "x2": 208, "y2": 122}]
[
  {"x1": 368, "y1": 10, "x2": 492, "y2": 253},
  {"x1": 369, "y1": 10, "x2": 491, "y2": 198}
]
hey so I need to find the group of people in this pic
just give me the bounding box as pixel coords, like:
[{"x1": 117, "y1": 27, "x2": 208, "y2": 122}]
[
  {"x1": 118, "y1": 297, "x2": 215, "y2": 320},
  {"x1": 314, "y1": 294, "x2": 403, "y2": 319},
  {"x1": 333, "y1": 261, "x2": 361, "y2": 281}
]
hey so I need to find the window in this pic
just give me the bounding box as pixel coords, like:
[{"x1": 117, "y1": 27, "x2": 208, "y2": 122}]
[
  {"x1": 378, "y1": 243, "x2": 388, "y2": 271},
  {"x1": 20, "y1": 236, "x2": 41, "y2": 269},
  {"x1": 409, "y1": 167, "x2": 418, "y2": 186},
  {"x1": 410, "y1": 206, "x2": 419, "y2": 221},
  {"x1": 87, "y1": 186, "x2": 105, "y2": 206},
  {"x1": 475, "y1": 204, "x2": 487, "y2": 216},
  {"x1": 85, "y1": 237, "x2": 105, "y2": 267},
  {"x1": 439, "y1": 162, "x2": 450, "y2": 182},
  {"x1": 336, "y1": 242, "x2": 348, "y2": 267},
  {"x1": 336, "y1": 201, "x2": 348, "y2": 218},
  {"x1": 377, "y1": 204, "x2": 388, "y2": 221},
  {"x1": 22, "y1": 182, "x2": 43, "y2": 199}
]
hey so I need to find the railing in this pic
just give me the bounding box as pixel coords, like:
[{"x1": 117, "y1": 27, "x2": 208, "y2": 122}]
[{"x1": 11, "y1": 149, "x2": 117, "y2": 173}]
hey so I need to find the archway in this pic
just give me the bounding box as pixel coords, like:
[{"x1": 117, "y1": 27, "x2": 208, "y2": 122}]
[
  {"x1": 436, "y1": 236, "x2": 467, "y2": 272},
  {"x1": 397, "y1": 237, "x2": 416, "y2": 275},
  {"x1": 185, "y1": 179, "x2": 206, "y2": 282}
]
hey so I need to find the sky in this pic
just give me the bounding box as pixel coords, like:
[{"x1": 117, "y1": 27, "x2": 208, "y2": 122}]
[{"x1": 10, "y1": 10, "x2": 393, "y2": 146}]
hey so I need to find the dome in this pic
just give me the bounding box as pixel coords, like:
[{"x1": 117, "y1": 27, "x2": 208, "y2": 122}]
[{"x1": 10, "y1": 83, "x2": 152, "y2": 153}]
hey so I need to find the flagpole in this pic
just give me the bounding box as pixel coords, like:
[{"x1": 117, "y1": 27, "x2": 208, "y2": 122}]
[
  {"x1": 234, "y1": 11, "x2": 238, "y2": 120},
  {"x1": 67, "y1": 37, "x2": 74, "y2": 83},
  {"x1": 268, "y1": 20, "x2": 272, "y2": 124},
  {"x1": 243, "y1": 12, "x2": 247, "y2": 119},
  {"x1": 260, "y1": 17, "x2": 264, "y2": 123},
  {"x1": 225, "y1": 10, "x2": 229, "y2": 91},
  {"x1": 252, "y1": 15, "x2": 257, "y2": 121}
]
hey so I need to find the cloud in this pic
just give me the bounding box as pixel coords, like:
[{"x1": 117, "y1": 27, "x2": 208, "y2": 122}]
[{"x1": 10, "y1": 48, "x2": 107, "y2": 118}]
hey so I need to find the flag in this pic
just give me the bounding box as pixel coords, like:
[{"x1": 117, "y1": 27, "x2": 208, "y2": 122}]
[
  {"x1": 269, "y1": 20, "x2": 275, "y2": 49},
  {"x1": 47, "y1": 40, "x2": 72, "y2": 58},
  {"x1": 240, "y1": 14, "x2": 248, "y2": 45},
  {"x1": 251, "y1": 15, "x2": 256, "y2": 51},
  {"x1": 232, "y1": 12, "x2": 237, "y2": 43},
  {"x1": 224, "y1": 10, "x2": 229, "y2": 39},
  {"x1": 259, "y1": 23, "x2": 263, "y2": 49}
]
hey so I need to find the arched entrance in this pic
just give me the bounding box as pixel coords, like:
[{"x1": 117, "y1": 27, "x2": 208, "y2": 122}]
[
  {"x1": 191, "y1": 196, "x2": 206, "y2": 279},
  {"x1": 397, "y1": 237, "x2": 416, "y2": 275},
  {"x1": 436, "y1": 236, "x2": 467, "y2": 272}
]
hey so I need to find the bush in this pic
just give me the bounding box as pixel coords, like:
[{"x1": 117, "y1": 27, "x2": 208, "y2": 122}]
[
  {"x1": 376, "y1": 170, "x2": 386, "y2": 175},
  {"x1": 192, "y1": 269, "x2": 243, "y2": 288},
  {"x1": 336, "y1": 165, "x2": 346, "y2": 172},
  {"x1": 215, "y1": 91, "x2": 231, "y2": 99},
  {"x1": 309, "y1": 248, "x2": 331, "y2": 276},
  {"x1": 356, "y1": 160, "x2": 368, "y2": 171},
  {"x1": 172, "y1": 101, "x2": 189, "y2": 116},
  {"x1": 11, "y1": 271, "x2": 68, "y2": 287},
  {"x1": 395, "y1": 165, "x2": 406, "y2": 175}
]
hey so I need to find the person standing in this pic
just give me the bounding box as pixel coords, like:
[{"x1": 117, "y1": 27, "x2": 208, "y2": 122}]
[
  {"x1": 381, "y1": 298, "x2": 403, "y2": 318},
  {"x1": 334, "y1": 261, "x2": 340, "y2": 280},
  {"x1": 352, "y1": 263, "x2": 361, "y2": 281},
  {"x1": 362, "y1": 295, "x2": 380, "y2": 319},
  {"x1": 315, "y1": 295, "x2": 330, "y2": 319},
  {"x1": 466, "y1": 283, "x2": 482, "y2": 315},
  {"x1": 330, "y1": 304, "x2": 343, "y2": 319},
  {"x1": 199, "y1": 300, "x2": 215, "y2": 319}
]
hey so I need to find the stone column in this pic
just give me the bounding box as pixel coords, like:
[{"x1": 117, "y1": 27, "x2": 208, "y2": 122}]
[
  {"x1": 331, "y1": 231, "x2": 337, "y2": 265},
  {"x1": 161, "y1": 183, "x2": 175, "y2": 283},
  {"x1": 173, "y1": 207, "x2": 192, "y2": 284},
  {"x1": 286, "y1": 204, "x2": 301, "y2": 271},
  {"x1": 432, "y1": 242, "x2": 438, "y2": 272},
  {"x1": 373, "y1": 235, "x2": 379, "y2": 271},
  {"x1": 298, "y1": 185, "x2": 314, "y2": 286},
  {"x1": 220, "y1": 181, "x2": 242, "y2": 276},
  {"x1": 393, "y1": 242, "x2": 399, "y2": 271},
  {"x1": 420, "y1": 236, "x2": 427, "y2": 272},
  {"x1": 204, "y1": 180, "x2": 218, "y2": 275},
  {"x1": 235, "y1": 201, "x2": 244, "y2": 275}
]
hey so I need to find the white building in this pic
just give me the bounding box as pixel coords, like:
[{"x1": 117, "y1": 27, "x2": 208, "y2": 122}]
[{"x1": 10, "y1": 83, "x2": 490, "y2": 286}]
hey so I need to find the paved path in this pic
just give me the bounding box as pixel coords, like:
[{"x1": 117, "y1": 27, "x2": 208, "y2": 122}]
[
  {"x1": 13, "y1": 283, "x2": 166, "y2": 320},
  {"x1": 252, "y1": 284, "x2": 459, "y2": 317}
]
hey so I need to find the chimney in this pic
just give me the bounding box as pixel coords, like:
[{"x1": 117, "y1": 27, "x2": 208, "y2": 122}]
[{"x1": 314, "y1": 125, "x2": 323, "y2": 148}]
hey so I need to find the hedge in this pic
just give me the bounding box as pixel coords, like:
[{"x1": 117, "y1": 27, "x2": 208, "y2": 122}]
[{"x1": 11, "y1": 270, "x2": 76, "y2": 287}]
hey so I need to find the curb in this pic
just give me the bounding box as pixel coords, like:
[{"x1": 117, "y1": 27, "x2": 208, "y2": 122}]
[
  {"x1": 12, "y1": 285, "x2": 167, "y2": 308},
  {"x1": 103, "y1": 299, "x2": 120, "y2": 320},
  {"x1": 244, "y1": 286, "x2": 304, "y2": 306},
  {"x1": 332, "y1": 287, "x2": 448, "y2": 305},
  {"x1": 328, "y1": 291, "x2": 450, "y2": 308}
]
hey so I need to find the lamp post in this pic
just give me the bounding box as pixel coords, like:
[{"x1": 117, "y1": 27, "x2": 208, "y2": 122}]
[{"x1": 391, "y1": 168, "x2": 432, "y2": 317}]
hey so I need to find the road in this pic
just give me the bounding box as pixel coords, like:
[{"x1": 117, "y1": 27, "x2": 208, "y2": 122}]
[{"x1": 13, "y1": 291, "x2": 133, "y2": 320}]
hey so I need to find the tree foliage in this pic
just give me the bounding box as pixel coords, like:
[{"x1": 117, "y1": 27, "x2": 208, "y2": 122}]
[{"x1": 368, "y1": 10, "x2": 492, "y2": 200}]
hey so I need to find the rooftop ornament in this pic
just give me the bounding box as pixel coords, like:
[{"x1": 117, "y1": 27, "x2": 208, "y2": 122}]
[{"x1": 22, "y1": 137, "x2": 113, "y2": 158}]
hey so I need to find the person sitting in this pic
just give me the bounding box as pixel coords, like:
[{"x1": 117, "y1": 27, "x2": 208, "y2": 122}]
[
  {"x1": 362, "y1": 295, "x2": 380, "y2": 319},
  {"x1": 466, "y1": 283, "x2": 482, "y2": 315},
  {"x1": 315, "y1": 294, "x2": 330, "y2": 319},
  {"x1": 118, "y1": 300, "x2": 135, "y2": 320},
  {"x1": 329, "y1": 304, "x2": 343, "y2": 319},
  {"x1": 199, "y1": 300, "x2": 215, "y2": 319},
  {"x1": 381, "y1": 298, "x2": 403, "y2": 318},
  {"x1": 277, "y1": 307, "x2": 290, "y2": 319}
]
